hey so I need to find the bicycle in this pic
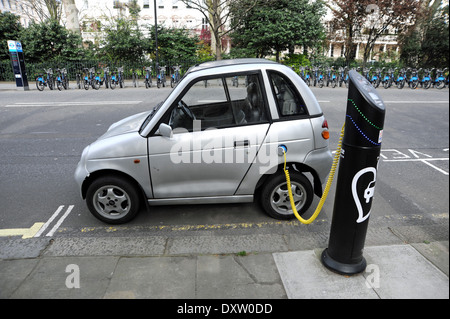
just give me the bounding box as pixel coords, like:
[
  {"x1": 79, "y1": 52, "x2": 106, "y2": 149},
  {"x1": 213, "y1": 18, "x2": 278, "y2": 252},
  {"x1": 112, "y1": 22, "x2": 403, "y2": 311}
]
[
  {"x1": 338, "y1": 67, "x2": 348, "y2": 88},
  {"x1": 99, "y1": 67, "x2": 110, "y2": 89},
  {"x1": 110, "y1": 67, "x2": 124, "y2": 90},
  {"x1": 431, "y1": 68, "x2": 446, "y2": 89},
  {"x1": 171, "y1": 65, "x2": 181, "y2": 88},
  {"x1": 407, "y1": 68, "x2": 419, "y2": 89},
  {"x1": 372, "y1": 68, "x2": 382, "y2": 88},
  {"x1": 55, "y1": 68, "x2": 69, "y2": 91},
  {"x1": 418, "y1": 68, "x2": 432, "y2": 90},
  {"x1": 326, "y1": 67, "x2": 337, "y2": 88},
  {"x1": 157, "y1": 65, "x2": 166, "y2": 89},
  {"x1": 36, "y1": 68, "x2": 54, "y2": 91},
  {"x1": 382, "y1": 68, "x2": 394, "y2": 89},
  {"x1": 83, "y1": 68, "x2": 100, "y2": 90},
  {"x1": 315, "y1": 67, "x2": 325, "y2": 88},
  {"x1": 300, "y1": 67, "x2": 311, "y2": 87},
  {"x1": 394, "y1": 68, "x2": 407, "y2": 89},
  {"x1": 143, "y1": 66, "x2": 152, "y2": 89}
]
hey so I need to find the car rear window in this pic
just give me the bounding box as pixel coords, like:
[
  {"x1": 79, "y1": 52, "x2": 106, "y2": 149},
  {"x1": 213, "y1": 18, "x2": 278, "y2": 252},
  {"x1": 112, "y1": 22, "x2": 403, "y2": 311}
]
[{"x1": 268, "y1": 71, "x2": 307, "y2": 117}]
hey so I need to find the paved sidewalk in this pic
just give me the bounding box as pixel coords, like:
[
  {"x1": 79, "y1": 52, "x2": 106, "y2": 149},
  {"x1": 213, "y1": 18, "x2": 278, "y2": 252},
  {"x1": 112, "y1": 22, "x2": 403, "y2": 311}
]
[{"x1": 0, "y1": 235, "x2": 448, "y2": 299}]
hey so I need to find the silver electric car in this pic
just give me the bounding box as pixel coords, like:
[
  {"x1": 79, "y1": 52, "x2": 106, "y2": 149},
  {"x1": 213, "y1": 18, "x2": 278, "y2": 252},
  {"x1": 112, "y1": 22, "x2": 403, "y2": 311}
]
[{"x1": 75, "y1": 59, "x2": 333, "y2": 224}]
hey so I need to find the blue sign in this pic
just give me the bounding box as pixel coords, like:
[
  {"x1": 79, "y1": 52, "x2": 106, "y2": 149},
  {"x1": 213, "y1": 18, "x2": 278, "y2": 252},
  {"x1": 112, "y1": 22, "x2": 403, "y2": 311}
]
[{"x1": 7, "y1": 40, "x2": 22, "y2": 52}]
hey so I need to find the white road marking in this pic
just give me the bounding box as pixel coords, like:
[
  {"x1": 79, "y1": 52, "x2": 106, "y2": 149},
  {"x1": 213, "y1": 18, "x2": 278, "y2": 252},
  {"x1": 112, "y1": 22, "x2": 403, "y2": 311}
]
[
  {"x1": 4, "y1": 101, "x2": 142, "y2": 107},
  {"x1": 46, "y1": 205, "x2": 75, "y2": 237},
  {"x1": 34, "y1": 205, "x2": 75, "y2": 237},
  {"x1": 33, "y1": 205, "x2": 65, "y2": 237}
]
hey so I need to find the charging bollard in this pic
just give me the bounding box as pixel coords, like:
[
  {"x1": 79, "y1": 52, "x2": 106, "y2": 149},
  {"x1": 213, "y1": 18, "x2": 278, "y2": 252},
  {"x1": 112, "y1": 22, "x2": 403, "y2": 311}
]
[{"x1": 321, "y1": 70, "x2": 385, "y2": 275}]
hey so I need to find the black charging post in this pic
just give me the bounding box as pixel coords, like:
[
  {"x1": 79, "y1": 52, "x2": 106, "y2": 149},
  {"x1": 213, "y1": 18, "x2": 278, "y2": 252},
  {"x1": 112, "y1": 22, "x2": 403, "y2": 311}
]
[{"x1": 321, "y1": 70, "x2": 386, "y2": 275}]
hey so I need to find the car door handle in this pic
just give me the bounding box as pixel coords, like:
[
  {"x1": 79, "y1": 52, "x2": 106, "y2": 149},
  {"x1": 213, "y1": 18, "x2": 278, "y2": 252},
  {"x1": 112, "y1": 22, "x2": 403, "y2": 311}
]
[{"x1": 234, "y1": 140, "x2": 250, "y2": 148}]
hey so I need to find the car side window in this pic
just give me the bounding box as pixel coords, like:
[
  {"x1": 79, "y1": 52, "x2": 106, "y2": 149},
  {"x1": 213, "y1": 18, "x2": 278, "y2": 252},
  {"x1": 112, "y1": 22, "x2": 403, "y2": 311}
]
[
  {"x1": 226, "y1": 74, "x2": 267, "y2": 125},
  {"x1": 167, "y1": 73, "x2": 267, "y2": 132},
  {"x1": 268, "y1": 71, "x2": 307, "y2": 117}
]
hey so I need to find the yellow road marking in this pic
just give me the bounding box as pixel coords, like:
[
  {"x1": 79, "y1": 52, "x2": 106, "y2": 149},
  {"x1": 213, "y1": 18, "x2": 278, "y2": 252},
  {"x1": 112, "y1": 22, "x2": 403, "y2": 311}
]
[{"x1": 0, "y1": 222, "x2": 44, "y2": 239}]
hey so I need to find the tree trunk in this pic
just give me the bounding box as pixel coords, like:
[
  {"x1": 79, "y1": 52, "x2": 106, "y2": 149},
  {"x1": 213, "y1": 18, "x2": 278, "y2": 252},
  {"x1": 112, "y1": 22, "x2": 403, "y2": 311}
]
[{"x1": 62, "y1": 0, "x2": 81, "y2": 35}]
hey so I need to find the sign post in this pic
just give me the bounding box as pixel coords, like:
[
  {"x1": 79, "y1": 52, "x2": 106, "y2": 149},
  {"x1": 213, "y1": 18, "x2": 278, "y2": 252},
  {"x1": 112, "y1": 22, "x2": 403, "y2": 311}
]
[{"x1": 8, "y1": 40, "x2": 29, "y2": 91}]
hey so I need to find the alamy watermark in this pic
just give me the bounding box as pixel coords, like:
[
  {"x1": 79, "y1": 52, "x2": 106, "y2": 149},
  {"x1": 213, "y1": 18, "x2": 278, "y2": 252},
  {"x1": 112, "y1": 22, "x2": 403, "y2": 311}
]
[
  {"x1": 65, "y1": 264, "x2": 80, "y2": 289},
  {"x1": 169, "y1": 120, "x2": 280, "y2": 174},
  {"x1": 365, "y1": 264, "x2": 380, "y2": 289}
]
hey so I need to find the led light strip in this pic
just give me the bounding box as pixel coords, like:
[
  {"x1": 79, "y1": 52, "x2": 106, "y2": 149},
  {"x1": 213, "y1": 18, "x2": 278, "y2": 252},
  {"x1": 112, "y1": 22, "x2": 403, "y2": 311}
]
[{"x1": 346, "y1": 115, "x2": 381, "y2": 146}]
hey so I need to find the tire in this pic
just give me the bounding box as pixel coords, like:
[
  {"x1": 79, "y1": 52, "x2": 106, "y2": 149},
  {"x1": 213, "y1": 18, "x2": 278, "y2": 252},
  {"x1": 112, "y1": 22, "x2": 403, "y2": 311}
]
[
  {"x1": 86, "y1": 176, "x2": 141, "y2": 224},
  {"x1": 93, "y1": 79, "x2": 100, "y2": 90},
  {"x1": 318, "y1": 79, "x2": 324, "y2": 88},
  {"x1": 260, "y1": 171, "x2": 313, "y2": 220},
  {"x1": 331, "y1": 79, "x2": 336, "y2": 88},
  {"x1": 36, "y1": 80, "x2": 44, "y2": 91},
  {"x1": 436, "y1": 80, "x2": 445, "y2": 89}
]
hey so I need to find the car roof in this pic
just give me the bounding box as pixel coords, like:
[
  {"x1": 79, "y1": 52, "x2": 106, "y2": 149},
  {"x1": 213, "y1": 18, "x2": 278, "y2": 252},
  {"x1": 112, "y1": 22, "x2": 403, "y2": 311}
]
[{"x1": 186, "y1": 58, "x2": 278, "y2": 74}]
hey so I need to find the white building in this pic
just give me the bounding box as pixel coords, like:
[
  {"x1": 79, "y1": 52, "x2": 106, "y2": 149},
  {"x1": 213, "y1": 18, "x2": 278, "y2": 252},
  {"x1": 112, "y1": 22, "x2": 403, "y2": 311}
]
[
  {"x1": 76, "y1": 0, "x2": 208, "y2": 43},
  {"x1": 0, "y1": 0, "x2": 41, "y2": 27}
]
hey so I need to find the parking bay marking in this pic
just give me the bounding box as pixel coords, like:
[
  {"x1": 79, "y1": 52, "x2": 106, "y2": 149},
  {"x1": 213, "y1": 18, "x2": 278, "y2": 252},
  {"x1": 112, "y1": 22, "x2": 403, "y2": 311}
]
[
  {"x1": 381, "y1": 149, "x2": 449, "y2": 176},
  {"x1": 33, "y1": 205, "x2": 75, "y2": 238}
]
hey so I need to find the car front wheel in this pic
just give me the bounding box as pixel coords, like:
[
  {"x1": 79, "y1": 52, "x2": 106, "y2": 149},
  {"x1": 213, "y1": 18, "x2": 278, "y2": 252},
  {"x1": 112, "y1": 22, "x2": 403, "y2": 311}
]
[
  {"x1": 86, "y1": 176, "x2": 141, "y2": 224},
  {"x1": 260, "y1": 171, "x2": 313, "y2": 220}
]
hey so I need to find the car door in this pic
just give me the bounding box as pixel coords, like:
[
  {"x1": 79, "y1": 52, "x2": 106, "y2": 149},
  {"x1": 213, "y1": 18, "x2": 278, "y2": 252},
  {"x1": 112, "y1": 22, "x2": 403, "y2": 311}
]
[{"x1": 148, "y1": 72, "x2": 270, "y2": 199}]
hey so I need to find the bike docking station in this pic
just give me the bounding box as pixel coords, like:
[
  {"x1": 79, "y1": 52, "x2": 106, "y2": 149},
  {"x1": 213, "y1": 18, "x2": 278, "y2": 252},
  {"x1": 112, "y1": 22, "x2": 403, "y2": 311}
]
[
  {"x1": 7, "y1": 40, "x2": 29, "y2": 91},
  {"x1": 321, "y1": 70, "x2": 386, "y2": 275}
]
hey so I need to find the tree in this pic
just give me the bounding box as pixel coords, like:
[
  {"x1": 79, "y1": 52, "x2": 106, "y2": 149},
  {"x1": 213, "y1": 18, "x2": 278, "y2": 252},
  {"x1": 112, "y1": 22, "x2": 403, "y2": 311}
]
[
  {"x1": 22, "y1": 0, "x2": 63, "y2": 23},
  {"x1": 230, "y1": 0, "x2": 326, "y2": 62},
  {"x1": 0, "y1": 12, "x2": 23, "y2": 61},
  {"x1": 20, "y1": 19, "x2": 85, "y2": 63},
  {"x1": 62, "y1": 0, "x2": 81, "y2": 35},
  {"x1": 181, "y1": 0, "x2": 257, "y2": 60},
  {"x1": 327, "y1": 0, "x2": 419, "y2": 65},
  {"x1": 146, "y1": 26, "x2": 199, "y2": 62},
  {"x1": 400, "y1": 0, "x2": 449, "y2": 68},
  {"x1": 100, "y1": 18, "x2": 145, "y2": 62}
]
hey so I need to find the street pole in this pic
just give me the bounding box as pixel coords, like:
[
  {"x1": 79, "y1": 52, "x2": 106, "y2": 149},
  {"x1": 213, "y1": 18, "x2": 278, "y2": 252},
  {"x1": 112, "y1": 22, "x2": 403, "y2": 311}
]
[{"x1": 154, "y1": 0, "x2": 159, "y2": 71}]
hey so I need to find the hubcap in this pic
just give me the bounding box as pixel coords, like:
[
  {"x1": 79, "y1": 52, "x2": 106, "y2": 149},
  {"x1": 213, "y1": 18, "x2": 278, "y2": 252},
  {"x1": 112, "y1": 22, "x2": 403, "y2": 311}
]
[
  {"x1": 93, "y1": 185, "x2": 130, "y2": 219},
  {"x1": 270, "y1": 181, "x2": 306, "y2": 216}
]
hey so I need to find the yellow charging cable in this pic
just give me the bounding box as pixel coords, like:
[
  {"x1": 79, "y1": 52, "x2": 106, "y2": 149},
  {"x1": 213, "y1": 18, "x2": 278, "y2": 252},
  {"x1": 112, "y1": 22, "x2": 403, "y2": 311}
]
[{"x1": 284, "y1": 124, "x2": 345, "y2": 224}]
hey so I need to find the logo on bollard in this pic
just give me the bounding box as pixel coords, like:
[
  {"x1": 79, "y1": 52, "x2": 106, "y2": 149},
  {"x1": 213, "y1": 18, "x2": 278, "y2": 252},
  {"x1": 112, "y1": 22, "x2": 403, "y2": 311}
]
[{"x1": 352, "y1": 167, "x2": 377, "y2": 223}]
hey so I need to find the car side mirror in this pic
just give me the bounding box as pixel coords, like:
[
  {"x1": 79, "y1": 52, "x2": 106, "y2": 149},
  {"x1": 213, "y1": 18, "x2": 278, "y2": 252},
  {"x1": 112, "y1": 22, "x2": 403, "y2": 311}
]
[{"x1": 159, "y1": 123, "x2": 173, "y2": 138}]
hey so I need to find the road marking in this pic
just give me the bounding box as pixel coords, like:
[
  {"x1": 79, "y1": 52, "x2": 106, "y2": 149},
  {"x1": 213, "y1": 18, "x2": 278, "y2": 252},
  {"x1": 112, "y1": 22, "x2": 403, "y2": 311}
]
[
  {"x1": 34, "y1": 205, "x2": 75, "y2": 237},
  {"x1": 383, "y1": 101, "x2": 449, "y2": 104},
  {"x1": 4, "y1": 101, "x2": 142, "y2": 108},
  {"x1": 0, "y1": 222, "x2": 44, "y2": 239},
  {"x1": 381, "y1": 149, "x2": 449, "y2": 175},
  {"x1": 419, "y1": 160, "x2": 449, "y2": 176},
  {"x1": 46, "y1": 205, "x2": 75, "y2": 237},
  {"x1": 34, "y1": 205, "x2": 65, "y2": 237}
]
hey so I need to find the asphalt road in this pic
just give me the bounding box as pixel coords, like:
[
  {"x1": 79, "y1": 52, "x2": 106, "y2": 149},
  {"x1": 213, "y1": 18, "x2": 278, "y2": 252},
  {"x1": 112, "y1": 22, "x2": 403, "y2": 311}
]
[{"x1": 0, "y1": 83, "x2": 448, "y2": 244}]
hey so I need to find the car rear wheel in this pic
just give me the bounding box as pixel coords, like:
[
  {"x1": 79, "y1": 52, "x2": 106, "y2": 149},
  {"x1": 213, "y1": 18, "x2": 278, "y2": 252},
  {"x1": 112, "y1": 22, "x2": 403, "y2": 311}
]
[
  {"x1": 260, "y1": 171, "x2": 313, "y2": 220},
  {"x1": 86, "y1": 176, "x2": 141, "y2": 224}
]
